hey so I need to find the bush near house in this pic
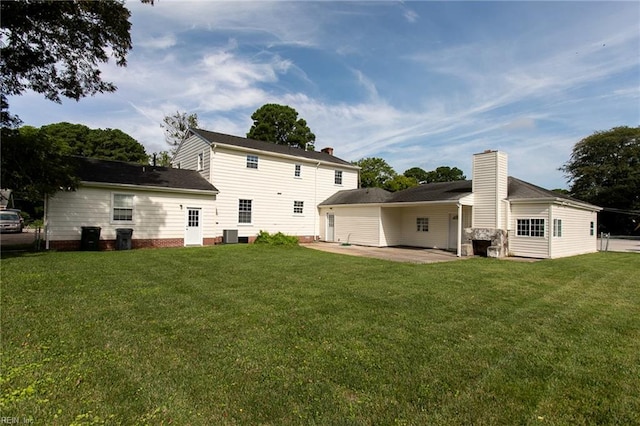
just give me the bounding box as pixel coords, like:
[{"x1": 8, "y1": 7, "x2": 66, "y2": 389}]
[
  {"x1": 254, "y1": 230, "x2": 299, "y2": 246},
  {"x1": 1, "y1": 246, "x2": 638, "y2": 425}
]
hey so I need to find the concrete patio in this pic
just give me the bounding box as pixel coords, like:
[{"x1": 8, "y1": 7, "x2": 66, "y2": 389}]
[{"x1": 301, "y1": 242, "x2": 464, "y2": 264}]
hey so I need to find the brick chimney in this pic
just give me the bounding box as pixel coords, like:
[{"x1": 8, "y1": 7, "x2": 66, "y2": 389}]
[{"x1": 321, "y1": 147, "x2": 334, "y2": 156}]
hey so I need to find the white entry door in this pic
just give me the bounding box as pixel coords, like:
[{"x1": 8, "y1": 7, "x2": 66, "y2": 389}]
[
  {"x1": 185, "y1": 207, "x2": 202, "y2": 246},
  {"x1": 327, "y1": 214, "x2": 335, "y2": 242},
  {"x1": 448, "y1": 213, "x2": 458, "y2": 250}
]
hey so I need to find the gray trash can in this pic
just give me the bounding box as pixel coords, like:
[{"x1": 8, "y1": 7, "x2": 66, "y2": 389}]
[
  {"x1": 115, "y1": 228, "x2": 133, "y2": 250},
  {"x1": 81, "y1": 226, "x2": 101, "y2": 251}
]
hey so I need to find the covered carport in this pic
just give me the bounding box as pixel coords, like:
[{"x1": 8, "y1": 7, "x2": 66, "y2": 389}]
[{"x1": 318, "y1": 181, "x2": 474, "y2": 256}]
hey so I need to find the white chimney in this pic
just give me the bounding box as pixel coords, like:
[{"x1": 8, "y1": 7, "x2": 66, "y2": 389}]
[{"x1": 471, "y1": 150, "x2": 508, "y2": 229}]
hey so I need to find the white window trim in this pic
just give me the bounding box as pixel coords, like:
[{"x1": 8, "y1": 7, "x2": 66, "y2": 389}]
[
  {"x1": 416, "y1": 217, "x2": 429, "y2": 232},
  {"x1": 294, "y1": 164, "x2": 302, "y2": 178},
  {"x1": 334, "y1": 170, "x2": 343, "y2": 185},
  {"x1": 516, "y1": 218, "x2": 545, "y2": 238},
  {"x1": 246, "y1": 155, "x2": 259, "y2": 169},
  {"x1": 553, "y1": 218, "x2": 562, "y2": 237},
  {"x1": 293, "y1": 200, "x2": 304, "y2": 215},
  {"x1": 197, "y1": 152, "x2": 204, "y2": 171},
  {"x1": 238, "y1": 199, "x2": 253, "y2": 225},
  {"x1": 111, "y1": 192, "x2": 135, "y2": 224}
]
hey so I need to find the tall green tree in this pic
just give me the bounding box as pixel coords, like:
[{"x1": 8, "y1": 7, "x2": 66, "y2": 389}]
[
  {"x1": 1, "y1": 0, "x2": 134, "y2": 123},
  {"x1": 162, "y1": 111, "x2": 199, "y2": 152},
  {"x1": 353, "y1": 157, "x2": 397, "y2": 189},
  {"x1": 404, "y1": 167, "x2": 428, "y2": 183},
  {"x1": 0, "y1": 126, "x2": 79, "y2": 202},
  {"x1": 424, "y1": 166, "x2": 466, "y2": 183},
  {"x1": 561, "y1": 126, "x2": 640, "y2": 234},
  {"x1": 247, "y1": 104, "x2": 316, "y2": 151},
  {"x1": 40, "y1": 122, "x2": 148, "y2": 163},
  {"x1": 384, "y1": 175, "x2": 418, "y2": 192}
]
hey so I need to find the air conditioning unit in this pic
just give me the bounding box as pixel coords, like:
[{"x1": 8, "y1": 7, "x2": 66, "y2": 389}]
[{"x1": 223, "y1": 229, "x2": 238, "y2": 244}]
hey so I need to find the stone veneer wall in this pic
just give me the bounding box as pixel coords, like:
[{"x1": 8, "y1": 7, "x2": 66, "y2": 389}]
[{"x1": 461, "y1": 228, "x2": 508, "y2": 258}]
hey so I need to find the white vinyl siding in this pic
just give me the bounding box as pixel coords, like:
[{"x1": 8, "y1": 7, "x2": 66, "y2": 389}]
[
  {"x1": 208, "y1": 145, "x2": 358, "y2": 239},
  {"x1": 319, "y1": 206, "x2": 381, "y2": 246},
  {"x1": 509, "y1": 203, "x2": 550, "y2": 258},
  {"x1": 380, "y1": 207, "x2": 403, "y2": 246},
  {"x1": 172, "y1": 134, "x2": 210, "y2": 180},
  {"x1": 472, "y1": 151, "x2": 508, "y2": 229},
  {"x1": 549, "y1": 205, "x2": 598, "y2": 258},
  {"x1": 398, "y1": 205, "x2": 459, "y2": 249},
  {"x1": 46, "y1": 186, "x2": 216, "y2": 242}
]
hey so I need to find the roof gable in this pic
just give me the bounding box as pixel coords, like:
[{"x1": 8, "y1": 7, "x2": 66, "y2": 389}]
[
  {"x1": 189, "y1": 128, "x2": 356, "y2": 168},
  {"x1": 72, "y1": 157, "x2": 218, "y2": 192}
]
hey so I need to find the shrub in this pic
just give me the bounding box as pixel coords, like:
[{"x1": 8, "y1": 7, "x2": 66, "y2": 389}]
[{"x1": 254, "y1": 230, "x2": 299, "y2": 246}]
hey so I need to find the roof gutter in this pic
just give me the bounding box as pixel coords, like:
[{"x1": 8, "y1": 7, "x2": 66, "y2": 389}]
[
  {"x1": 509, "y1": 197, "x2": 601, "y2": 211},
  {"x1": 321, "y1": 199, "x2": 473, "y2": 209},
  {"x1": 80, "y1": 181, "x2": 219, "y2": 195}
]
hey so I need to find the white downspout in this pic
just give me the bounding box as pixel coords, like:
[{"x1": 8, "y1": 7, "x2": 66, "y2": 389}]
[
  {"x1": 314, "y1": 162, "x2": 320, "y2": 241},
  {"x1": 44, "y1": 194, "x2": 49, "y2": 250},
  {"x1": 457, "y1": 203, "x2": 462, "y2": 257},
  {"x1": 504, "y1": 199, "x2": 511, "y2": 257},
  {"x1": 548, "y1": 204, "x2": 553, "y2": 259}
]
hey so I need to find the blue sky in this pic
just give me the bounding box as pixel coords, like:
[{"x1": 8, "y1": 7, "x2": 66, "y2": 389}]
[{"x1": 8, "y1": 1, "x2": 640, "y2": 189}]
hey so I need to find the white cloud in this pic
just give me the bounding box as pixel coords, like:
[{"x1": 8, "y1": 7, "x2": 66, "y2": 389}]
[{"x1": 136, "y1": 34, "x2": 177, "y2": 50}]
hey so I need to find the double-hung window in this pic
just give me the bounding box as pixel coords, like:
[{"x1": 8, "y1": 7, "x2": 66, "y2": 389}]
[
  {"x1": 334, "y1": 170, "x2": 343, "y2": 185},
  {"x1": 293, "y1": 201, "x2": 304, "y2": 214},
  {"x1": 517, "y1": 218, "x2": 545, "y2": 237},
  {"x1": 197, "y1": 152, "x2": 203, "y2": 171},
  {"x1": 416, "y1": 217, "x2": 429, "y2": 232},
  {"x1": 553, "y1": 219, "x2": 562, "y2": 237},
  {"x1": 246, "y1": 155, "x2": 258, "y2": 169},
  {"x1": 294, "y1": 164, "x2": 301, "y2": 178},
  {"x1": 113, "y1": 194, "x2": 133, "y2": 222},
  {"x1": 238, "y1": 199, "x2": 252, "y2": 224},
  {"x1": 590, "y1": 221, "x2": 595, "y2": 236}
]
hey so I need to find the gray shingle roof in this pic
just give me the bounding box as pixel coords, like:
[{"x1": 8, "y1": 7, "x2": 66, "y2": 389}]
[
  {"x1": 190, "y1": 128, "x2": 357, "y2": 168},
  {"x1": 321, "y1": 177, "x2": 598, "y2": 208},
  {"x1": 389, "y1": 180, "x2": 472, "y2": 202},
  {"x1": 73, "y1": 157, "x2": 218, "y2": 192},
  {"x1": 320, "y1": 187, "x2": 392, "y2": 205}
]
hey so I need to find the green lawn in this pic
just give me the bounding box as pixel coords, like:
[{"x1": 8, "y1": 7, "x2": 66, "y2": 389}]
[{"x1": 1, "y1": 246, "x2": 639, "y2": 425}]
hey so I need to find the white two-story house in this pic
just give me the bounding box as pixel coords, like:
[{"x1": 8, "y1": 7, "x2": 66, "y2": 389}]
[{"x1": 172, "y1": 129, "x2": 360, "y2": 243}]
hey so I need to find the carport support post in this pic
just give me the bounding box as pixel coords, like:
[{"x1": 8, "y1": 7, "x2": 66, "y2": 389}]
[{"x1": 457, "y1": 203, "x2": 462, "y2": 257}]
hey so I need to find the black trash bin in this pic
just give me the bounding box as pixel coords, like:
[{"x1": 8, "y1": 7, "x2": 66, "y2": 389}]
[
  {"x1": 115, "y1": 228, "x2": 133, "y2": 250},
  {"x1": 81, "y1": 226, "x2": 101, "y2": 251}
]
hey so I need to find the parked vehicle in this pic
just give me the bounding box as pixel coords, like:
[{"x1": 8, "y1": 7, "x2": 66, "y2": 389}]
[{"x1": 0, "y1": 210, "x2": 23, "y2": 233}]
